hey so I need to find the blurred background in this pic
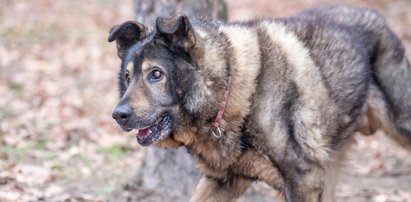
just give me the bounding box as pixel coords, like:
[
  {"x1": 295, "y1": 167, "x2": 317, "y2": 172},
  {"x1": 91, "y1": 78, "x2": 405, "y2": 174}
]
[{"x1": 0, "y1": 0, "x2": 410, "y2": 201}]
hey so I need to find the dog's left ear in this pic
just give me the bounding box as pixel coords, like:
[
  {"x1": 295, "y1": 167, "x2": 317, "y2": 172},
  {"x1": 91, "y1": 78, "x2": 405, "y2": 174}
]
[
  {"x1": 108, "y1": 21, "x2": 146, "y2": 58},
  {"x1": 156, "y1": 15, "x2": 196, "y2": 50}
]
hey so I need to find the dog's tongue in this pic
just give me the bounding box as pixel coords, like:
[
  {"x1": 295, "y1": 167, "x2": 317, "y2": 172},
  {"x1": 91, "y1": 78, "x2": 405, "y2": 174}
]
[{"x1": 137, "y1": 128, "x2": 151, "y2": 139}]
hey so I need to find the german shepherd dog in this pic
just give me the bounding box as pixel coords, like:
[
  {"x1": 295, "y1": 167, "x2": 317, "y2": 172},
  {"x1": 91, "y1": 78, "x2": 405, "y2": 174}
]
[{"x1": 108, "y1": 6, "x2": 411, "y2": 202}]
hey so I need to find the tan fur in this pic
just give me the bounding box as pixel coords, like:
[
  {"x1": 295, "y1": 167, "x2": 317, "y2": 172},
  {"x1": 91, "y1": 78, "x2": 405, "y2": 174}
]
[
  {"x1": 126, "y1": 81, "x2": 150, "y2": 111},
  {"x1": 231, "y1": 151, "x2": 283, "y2": 188},
  {"x1": 196, "y1": 29, "x2": 226, "y2": 78},
  {"x1": 190, "y1": 177, "x2": 252, "y2": 202},
  {"x1": 362, "y1": 85, "x2": 411, "y2": 150},
  {"x1": 190, "y1": 150, "x2": 283, "y2": 201},
  {"x1": 141, "y1": 60, "x2": 153, "y2": 72},
  {"x1": 126, "y1": 61, "x2": 134, "y2": 75},
  {"x1": 261, "y1": 21, "x2": 333, "y2": 162},
  {"x1": 219, "y1": 25, "x2": 261, "y2": 124}
]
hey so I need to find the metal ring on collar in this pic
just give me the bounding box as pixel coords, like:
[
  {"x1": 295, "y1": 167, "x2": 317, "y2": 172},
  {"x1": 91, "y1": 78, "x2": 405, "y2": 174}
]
[{"x1": 212, "y1": 127, "x2": 222, "y2": 138}]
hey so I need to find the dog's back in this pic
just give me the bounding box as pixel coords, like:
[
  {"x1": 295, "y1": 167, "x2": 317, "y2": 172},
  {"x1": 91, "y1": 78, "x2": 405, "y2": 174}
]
[
  {"x1": 291, "y1": 6, "x2": 411, "y2": 148},
  {"x1": 193, "y1": 6, "x2": 411, "y2": 147},
  {"x1": 286, "y1": 6, "x2": 411, "y2": 148}
]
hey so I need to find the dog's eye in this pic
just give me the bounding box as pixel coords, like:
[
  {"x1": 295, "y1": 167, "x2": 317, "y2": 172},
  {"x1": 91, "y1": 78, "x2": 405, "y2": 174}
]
[
  {"x1": 125, "y1": 70, "x2": 130, "y2": 85},
  {"x1": 148, "y1": 69, "x2": 163, "y2": 83}
]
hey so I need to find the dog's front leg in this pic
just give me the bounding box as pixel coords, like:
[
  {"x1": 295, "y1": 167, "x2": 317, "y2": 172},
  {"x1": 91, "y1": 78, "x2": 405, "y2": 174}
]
[
  {"x1": 281, "y1": 159, "x2": 326, "y2": 202},
  {"x1": 190, "y1": 176, "x2": 252, "y2": 202}
]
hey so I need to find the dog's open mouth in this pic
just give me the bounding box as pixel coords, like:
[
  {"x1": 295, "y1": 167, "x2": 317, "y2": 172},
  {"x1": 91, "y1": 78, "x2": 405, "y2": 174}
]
[{"x1": 135, "y1": 113, "x2": 172, "y2": 146}]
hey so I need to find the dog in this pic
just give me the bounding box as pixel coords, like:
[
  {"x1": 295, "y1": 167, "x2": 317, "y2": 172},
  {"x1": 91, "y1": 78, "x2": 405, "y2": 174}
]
[{"x1": 108, "y1": 6, "x2": 411, "y2": 202}]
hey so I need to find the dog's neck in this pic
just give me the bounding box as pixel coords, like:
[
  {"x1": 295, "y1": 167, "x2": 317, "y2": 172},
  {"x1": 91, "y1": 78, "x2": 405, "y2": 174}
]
[
  {"x1": 210, "y1": 63, "x2": 232, "y2": 138},
  {"x1": 160, "y1": 24, "x2": 262, "y2": 167},
  {"x1": 197, "y1": 24, "x2": 262, "y2": 135}
]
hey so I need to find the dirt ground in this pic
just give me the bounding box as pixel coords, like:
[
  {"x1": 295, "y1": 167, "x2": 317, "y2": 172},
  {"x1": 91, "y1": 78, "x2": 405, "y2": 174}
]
[{"x1": 0, "y1": 0, "x2": 410, "y2": 201}]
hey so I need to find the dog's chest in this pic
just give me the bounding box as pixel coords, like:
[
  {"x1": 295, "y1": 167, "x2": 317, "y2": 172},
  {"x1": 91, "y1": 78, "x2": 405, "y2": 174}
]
[{"x1": 192, "y1": 149, "x2": 283, "y2": 189}]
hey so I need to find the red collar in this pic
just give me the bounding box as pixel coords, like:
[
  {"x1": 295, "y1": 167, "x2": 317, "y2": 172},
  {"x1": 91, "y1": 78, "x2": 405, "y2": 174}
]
[{"x1": 212, "y1": 74, "x2": 232, "y2": 138}]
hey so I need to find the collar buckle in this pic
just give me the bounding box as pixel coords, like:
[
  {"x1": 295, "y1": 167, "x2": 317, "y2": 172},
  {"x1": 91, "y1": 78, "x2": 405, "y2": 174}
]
[{"x1": 211, "y1": 127, "x2": 222, "y2": 138}]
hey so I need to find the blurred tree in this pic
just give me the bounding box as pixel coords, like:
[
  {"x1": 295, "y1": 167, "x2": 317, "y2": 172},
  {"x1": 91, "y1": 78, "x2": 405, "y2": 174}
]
[
  {"x1": 111, "y1": 0, "x2": 276, "y2": 201},
  {"x1": 135, "y1": 0, "x2": 227, "y2": 25}
]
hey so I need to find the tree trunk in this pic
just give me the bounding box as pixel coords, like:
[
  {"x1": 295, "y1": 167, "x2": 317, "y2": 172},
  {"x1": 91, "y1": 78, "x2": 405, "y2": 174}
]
[
  {"x1": 110, "y1": 1, "x2": 278, "y2": 201},
  {"x1": 134, "y1": 0, "x2": 227, "y2": 25}
]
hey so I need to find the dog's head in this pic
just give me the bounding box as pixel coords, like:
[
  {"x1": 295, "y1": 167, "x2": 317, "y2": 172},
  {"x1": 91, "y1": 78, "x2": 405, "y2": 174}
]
[{"x1": 108, "y1": 15, "x2": 209, "y2": 146}]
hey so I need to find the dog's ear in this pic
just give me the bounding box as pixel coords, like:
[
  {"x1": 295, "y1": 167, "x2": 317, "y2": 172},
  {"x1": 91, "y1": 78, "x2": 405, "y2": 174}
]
[
  {"x1": 108, "y1": 21, "x2": 146, "y2": 58},
  {"x1": 155, "y1": 15, "x2": 196, "y2": 50}
]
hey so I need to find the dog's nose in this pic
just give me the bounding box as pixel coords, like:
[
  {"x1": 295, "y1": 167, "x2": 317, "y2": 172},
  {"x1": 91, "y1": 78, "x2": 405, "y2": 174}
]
[{"x1": 112, "y1": 104, "x2": 132, "y2": 124}]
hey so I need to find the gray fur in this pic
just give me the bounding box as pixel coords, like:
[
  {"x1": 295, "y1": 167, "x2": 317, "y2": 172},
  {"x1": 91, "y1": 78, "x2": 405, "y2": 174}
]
[{"x1": 109, "y1": 6, "x2": 411, "y2": 202}]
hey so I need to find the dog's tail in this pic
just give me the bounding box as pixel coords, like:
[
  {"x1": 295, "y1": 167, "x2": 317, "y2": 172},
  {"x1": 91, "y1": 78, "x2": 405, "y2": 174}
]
[{"x1": 366, "y1": 10, "x2": 411, "y2": 149}]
